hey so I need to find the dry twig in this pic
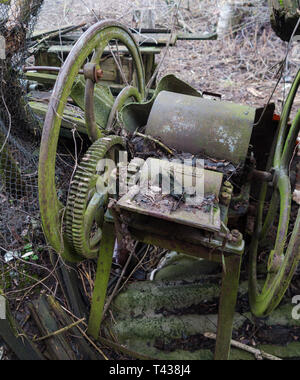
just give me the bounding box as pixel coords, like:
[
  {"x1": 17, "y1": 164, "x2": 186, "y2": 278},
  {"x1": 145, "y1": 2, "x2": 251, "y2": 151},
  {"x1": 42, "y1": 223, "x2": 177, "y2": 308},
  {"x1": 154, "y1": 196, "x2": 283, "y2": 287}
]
[{"x1": 204, "y1": 332, "x2": 282, "y2": 361}]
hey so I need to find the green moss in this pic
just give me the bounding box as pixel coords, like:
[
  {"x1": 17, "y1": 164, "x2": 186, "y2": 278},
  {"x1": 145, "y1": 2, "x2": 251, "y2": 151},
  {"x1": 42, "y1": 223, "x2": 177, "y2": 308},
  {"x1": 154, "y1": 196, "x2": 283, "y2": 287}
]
[
  {"x1": 113, "y1": 280, "x2": 221, "y2": 318},
  {"x1": 229, "y1": 348, "x2": 255, "y2": 361},
  {"x1": 265, "y1": 303, "x2": 300, "y2": 327},
  {"x1": 126, "y1": 340, "x2": 214, "y2": 360},
  {"x1": 258, "y1": 342, "x2": 300, "y2": 359}
]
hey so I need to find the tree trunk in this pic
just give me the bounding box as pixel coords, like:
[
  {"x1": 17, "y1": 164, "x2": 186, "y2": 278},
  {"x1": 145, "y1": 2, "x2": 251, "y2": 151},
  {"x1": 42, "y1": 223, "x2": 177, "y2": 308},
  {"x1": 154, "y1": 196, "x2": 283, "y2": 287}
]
[
  {"x1": 216, "y1": 0, "x2": 255, "y2": 37},
  {"x1": 269, "y1": 0, "x2": 300, "y2": 41},
  {"x1": 217, "y1": 0, "x2": 240, "y2": 36}
]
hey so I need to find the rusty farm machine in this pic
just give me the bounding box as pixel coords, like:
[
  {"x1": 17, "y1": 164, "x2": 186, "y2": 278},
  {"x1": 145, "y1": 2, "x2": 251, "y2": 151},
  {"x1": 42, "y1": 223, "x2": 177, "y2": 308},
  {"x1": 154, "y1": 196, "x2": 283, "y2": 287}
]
[{"x1": 17, "y1": 19, "x2": 300, "y2": 360}]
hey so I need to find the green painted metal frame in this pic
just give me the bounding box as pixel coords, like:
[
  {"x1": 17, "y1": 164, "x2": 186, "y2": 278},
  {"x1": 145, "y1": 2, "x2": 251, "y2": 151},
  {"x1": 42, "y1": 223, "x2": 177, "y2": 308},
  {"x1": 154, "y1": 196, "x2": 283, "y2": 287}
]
[
  {"x1": 87, "y1": 222, "x2": 116, "y2": 339},
  {"x1": 249, "y1": 68, "x2": 300, "y2": 317},
  {"x1": 130, "y1": 221, "x2": 243, "y2": 361},
  {"x1": 87, "y1": 209, "x2": 243, "y2": 360}
]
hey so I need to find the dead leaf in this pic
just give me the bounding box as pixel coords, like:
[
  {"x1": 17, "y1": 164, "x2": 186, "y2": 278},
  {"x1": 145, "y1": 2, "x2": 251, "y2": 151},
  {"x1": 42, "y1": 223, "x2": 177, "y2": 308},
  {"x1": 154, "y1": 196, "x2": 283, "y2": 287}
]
[{"x1": 247, "y1": 87, "x2": 264, "y2": 98}]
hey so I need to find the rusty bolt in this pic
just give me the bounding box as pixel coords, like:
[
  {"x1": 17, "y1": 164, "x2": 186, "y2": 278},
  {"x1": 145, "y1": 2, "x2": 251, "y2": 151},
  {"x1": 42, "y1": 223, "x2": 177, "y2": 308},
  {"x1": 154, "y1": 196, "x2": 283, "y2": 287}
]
[
  {"x1": 220, "y1": 191, "x2": 231, "y2": 206},
  {"x1": 83, "y1": 63, "x2": 103, "y2": 83},
  {"x1": 231, "y1": 229, "x2": 240, "y2": 238},
  {"x1": 231, "y1": 229, "x2": 243, "y2": 246},
  {"x1": 96, "y1": 69, "x2": 103, "y2": 80}
]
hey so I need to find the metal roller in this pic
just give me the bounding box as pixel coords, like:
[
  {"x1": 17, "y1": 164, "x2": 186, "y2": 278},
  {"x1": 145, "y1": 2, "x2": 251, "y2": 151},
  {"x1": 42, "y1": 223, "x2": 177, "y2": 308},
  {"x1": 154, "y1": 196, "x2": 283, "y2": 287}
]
[{"x1": 146, "y1": 91, "x2": 256, "y2": 165}]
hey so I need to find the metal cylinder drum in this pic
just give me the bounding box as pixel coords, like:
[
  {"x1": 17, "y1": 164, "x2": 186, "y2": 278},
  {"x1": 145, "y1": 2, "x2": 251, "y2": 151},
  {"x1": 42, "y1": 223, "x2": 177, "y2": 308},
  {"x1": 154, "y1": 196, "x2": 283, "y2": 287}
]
[{"x1": 145, "y1": 91, "x2": 256, "y2": 165}]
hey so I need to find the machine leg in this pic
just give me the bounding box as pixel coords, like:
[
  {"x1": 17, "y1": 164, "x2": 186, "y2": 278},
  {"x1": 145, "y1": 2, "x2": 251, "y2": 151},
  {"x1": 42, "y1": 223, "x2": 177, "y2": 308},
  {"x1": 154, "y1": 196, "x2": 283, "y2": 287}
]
[
  {"x1": 87, "y1": 222, "x2": 115, "y2": 339},
  {"x1": 214, "y1": 255, "x2": 242, "y2": 360}
]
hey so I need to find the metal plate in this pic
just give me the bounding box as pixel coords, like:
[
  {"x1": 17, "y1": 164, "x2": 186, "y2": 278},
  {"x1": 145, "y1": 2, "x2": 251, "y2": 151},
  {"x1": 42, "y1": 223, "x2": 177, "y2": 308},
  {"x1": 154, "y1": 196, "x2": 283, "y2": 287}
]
[{"x1": 118, "y1": 158, "x2": 223, "y2": 232}]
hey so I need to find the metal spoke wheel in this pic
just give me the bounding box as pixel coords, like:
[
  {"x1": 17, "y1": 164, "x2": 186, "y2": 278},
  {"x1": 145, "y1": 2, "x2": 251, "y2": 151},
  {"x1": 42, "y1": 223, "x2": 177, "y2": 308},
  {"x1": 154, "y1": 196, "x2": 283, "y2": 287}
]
[
  {"x1": 38, "y1": 21, "x2": 145, "y2": 262},
  {"x1": 249, "y1": 69, "x2": 300, "y2": 317}
]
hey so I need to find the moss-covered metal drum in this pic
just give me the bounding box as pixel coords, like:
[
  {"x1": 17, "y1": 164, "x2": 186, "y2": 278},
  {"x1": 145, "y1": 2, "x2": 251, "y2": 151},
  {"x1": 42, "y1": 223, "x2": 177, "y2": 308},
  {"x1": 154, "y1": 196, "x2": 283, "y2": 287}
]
[{"x1": 145, "y1": 91, "x2": 256, "y2": 165}]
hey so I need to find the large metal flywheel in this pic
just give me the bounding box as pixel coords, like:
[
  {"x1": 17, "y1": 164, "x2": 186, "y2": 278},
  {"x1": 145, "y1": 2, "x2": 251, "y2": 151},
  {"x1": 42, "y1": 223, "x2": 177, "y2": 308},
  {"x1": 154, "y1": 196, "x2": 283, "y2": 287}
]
[{"x1": 38, "y1": 20, "x2": 145, "y2": 262}]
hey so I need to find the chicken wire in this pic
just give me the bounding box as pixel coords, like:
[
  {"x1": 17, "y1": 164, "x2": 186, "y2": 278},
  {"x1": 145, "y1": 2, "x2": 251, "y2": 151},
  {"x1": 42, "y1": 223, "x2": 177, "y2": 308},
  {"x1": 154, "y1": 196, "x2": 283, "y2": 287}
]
[{"x1": 0, "y1": 0, "x2": 44, "y2": 253}]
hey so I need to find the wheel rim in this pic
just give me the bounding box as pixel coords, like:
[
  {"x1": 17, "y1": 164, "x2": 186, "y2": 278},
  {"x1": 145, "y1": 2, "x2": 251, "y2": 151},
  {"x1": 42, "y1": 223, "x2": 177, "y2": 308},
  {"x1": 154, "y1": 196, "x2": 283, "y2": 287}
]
[
  {"x1": 38, "y1": 20, "x2": 144, "y2": 262},
  {"x1": 84, "y1": 25, "x2": 145, "y2": 141}
]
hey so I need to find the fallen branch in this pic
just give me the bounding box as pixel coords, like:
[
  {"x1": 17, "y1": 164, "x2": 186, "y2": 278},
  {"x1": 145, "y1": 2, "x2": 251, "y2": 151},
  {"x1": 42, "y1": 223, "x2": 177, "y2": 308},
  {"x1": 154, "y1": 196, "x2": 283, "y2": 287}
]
[
  {"x1": 34, "y1": 318, "x2": 85, "y2": 342},
  {"x1": 76, "y1": 324, "x2": 109, "y2": 361},
  {"x1": 134, "y1": 131, "x2": 175, "y2": 156},
  {"x1": 204, "y1": 332, "x2": 282, "y2": 361},
  {"x1": 48, "y1": 296, "x2": 107, "y2": 360}
]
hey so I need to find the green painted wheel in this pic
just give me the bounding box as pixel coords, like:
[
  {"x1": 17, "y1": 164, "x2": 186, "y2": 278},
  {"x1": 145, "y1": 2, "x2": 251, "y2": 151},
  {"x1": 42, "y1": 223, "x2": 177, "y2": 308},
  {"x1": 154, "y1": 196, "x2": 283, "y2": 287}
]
[
  {"x1": 38, "y1": 20, "x2": 145, "y2": 262},
  {"x1": 249, "y1": 69, "x2": 300, "y2": 317}
]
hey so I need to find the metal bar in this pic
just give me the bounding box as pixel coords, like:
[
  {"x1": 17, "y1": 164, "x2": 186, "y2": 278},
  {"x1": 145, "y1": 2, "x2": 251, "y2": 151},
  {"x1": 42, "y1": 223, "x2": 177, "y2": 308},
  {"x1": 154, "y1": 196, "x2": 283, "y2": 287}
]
[
  {"x1": 214, "y1": 255, "x2": 242, "y2": 360},
  {"x1": 252, "y1": 169, "x2": 273, "y2": 182},
  {"x1": 87, "y1": 222, "x2": 116, "y2": 339},
  {"x1": 177, "y1": 32, "x2": 217, "y2": 40},
  {"x1": 23, "y1": 65, "x2": 84, "y2": 75}
]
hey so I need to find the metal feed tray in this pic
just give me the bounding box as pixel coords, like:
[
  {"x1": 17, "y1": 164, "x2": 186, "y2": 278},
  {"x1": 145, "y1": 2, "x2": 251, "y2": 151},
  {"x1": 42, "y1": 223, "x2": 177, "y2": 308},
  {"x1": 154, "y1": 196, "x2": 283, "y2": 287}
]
[{"x1": 117, "y1": 158, "x2": 224, "y2": 232}]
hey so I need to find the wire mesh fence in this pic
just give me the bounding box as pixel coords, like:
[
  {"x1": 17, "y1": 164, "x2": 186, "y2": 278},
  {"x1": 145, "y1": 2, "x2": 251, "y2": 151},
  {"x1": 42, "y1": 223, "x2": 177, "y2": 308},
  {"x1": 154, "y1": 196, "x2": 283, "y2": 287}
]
[{"x1": 0, "y1": 0, "x2": 44, "y2": 254}]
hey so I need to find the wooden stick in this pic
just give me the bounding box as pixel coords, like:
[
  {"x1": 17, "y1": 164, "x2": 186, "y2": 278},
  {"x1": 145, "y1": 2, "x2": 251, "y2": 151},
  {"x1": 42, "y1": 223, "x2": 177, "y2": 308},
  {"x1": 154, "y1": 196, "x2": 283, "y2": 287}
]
[
  {"x1": 76, "y1": 324, "x2": 109, "y2": 361},
  {"x1": 134, "y1": 131, "x2": 174, "y2": 155},
  {"x1": 204, "y1": 332, "x2": 282, "y2": 361},
  {"x1": 60, "y1": 305, "x2": 109, "y2": 360},
  {"x1": 34, "y1": 318, "x2": 85, "y2": 342}
]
